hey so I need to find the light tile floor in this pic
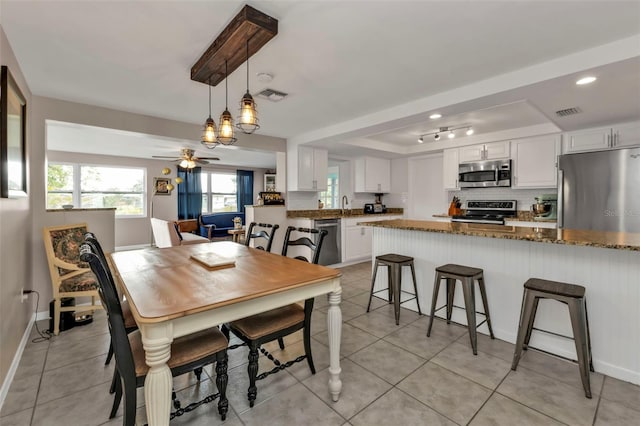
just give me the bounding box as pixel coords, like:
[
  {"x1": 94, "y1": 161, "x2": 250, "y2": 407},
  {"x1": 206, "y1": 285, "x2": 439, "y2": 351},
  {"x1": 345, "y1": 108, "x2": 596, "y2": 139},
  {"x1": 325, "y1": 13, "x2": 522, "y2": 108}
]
[{"x1": 2, "y1": 261, "x2": 639, "y2": 425}]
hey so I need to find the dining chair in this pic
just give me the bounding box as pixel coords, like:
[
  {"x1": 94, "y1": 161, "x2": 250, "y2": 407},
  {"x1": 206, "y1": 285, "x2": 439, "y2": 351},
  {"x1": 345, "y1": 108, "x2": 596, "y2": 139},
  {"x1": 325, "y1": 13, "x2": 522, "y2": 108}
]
[
  {"x1": 224, "y1": 226, "x2": 328, "y2": 407},
  {"x1": 244, "y1": 222, "x2": 279, "y2": 251},
  {"x1": 83, "y1": 232, "x2": 138, "y2": 367},
  {"x1": 79, "y1": 243, "x2": 230, "y2": 424},
  {"x1": 43, "y1": 223, "x2": 103, "y2": 335}
]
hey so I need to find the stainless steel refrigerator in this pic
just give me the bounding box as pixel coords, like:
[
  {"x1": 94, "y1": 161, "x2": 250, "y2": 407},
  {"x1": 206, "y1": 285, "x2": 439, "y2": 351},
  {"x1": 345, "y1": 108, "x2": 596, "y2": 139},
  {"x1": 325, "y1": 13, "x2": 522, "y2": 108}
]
[{"x1": 558, "y1": 146, "x2": 640, "y2": 232}]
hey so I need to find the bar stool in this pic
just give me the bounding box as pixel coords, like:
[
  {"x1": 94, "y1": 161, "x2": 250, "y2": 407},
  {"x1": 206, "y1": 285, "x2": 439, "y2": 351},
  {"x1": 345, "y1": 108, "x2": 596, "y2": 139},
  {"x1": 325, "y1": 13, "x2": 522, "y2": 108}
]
[
  {"x1": 511, "y1": 278, "x2": 594, "y2": 398},
  {"x1": 366, "y1": 254, "x2": 422, "y2": 325},
  {"x1": 427, "y1": 264, "x2": 494, "y2": 355}
]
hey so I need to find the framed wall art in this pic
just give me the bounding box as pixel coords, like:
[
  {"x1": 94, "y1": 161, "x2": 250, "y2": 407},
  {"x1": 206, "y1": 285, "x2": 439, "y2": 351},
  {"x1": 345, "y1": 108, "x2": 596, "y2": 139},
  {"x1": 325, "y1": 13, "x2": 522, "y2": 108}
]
[
  {"x1": 153, "y1": 177, "x2": 171, "y2": 195},
  {"x1": 1, "y1": 65, "x2": 27, "y2": 198}
]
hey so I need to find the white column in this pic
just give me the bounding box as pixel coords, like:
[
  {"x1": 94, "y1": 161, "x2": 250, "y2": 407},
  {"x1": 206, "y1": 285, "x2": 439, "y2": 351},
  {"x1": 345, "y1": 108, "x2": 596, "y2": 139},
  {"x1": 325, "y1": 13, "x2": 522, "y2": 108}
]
[{"x1": 141, "y1": 325, "x2": 173, "y2": 426}]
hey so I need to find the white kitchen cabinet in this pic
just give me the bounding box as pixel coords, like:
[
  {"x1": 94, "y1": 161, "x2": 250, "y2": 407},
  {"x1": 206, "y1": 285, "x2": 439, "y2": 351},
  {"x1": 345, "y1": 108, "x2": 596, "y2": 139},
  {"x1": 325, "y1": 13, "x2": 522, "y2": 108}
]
[
  {"x1": 512, "y1": 135, "x2": 560, "y2": 188},
  {"x1": 442, "y1": 148, "x2": 459, "y2": 190},
  {"x1": 354, "y1": 157, "x2": 391, "y2": 193},
  {"x1": 563, "y1": 121, "x2": 640, "y2": 153},
  {"x1": 288, "y1": 146, "x2": 328, "y2": 191},
  {"x1": 342, "y1": 215, "x2": 402, "y2": 262},
  {"x1": 459, "y1": 141, "x2": 510, "y2": 162}
]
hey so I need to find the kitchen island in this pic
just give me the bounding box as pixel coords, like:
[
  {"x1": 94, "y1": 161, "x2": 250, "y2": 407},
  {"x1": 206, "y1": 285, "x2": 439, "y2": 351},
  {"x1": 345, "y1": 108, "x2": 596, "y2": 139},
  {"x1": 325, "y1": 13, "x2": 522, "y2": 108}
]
[{"x1": 360, "y1": 219, "x2": 640, "y2": 385}]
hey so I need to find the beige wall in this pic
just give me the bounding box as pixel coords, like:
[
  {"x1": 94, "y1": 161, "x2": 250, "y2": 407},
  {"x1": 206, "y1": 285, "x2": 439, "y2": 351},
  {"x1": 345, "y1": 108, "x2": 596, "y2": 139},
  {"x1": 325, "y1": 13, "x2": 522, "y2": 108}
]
[{"x1": 0, "y1": 26, "x2": 33, "y2": 392}]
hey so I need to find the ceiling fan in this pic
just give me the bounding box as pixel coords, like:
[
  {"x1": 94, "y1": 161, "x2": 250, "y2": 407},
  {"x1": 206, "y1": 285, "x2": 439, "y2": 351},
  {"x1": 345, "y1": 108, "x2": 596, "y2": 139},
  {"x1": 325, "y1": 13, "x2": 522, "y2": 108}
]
[{"x1": 152, "y1": 148, "x2": 219, "y2": 168}]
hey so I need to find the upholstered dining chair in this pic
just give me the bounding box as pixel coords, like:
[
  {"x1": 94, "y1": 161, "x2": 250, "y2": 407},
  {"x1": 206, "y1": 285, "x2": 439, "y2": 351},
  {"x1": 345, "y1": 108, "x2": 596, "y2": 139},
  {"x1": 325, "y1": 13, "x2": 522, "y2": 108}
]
[
  {"x1": 43, "y1": 223, "x2": 103, "y2": 335},
  {"x1": 224, "y1": 226, "x2": 328, "y2": 407},
  {"x1": 244, "y1": 222, "x2": 279, "y2": 251},
  {"x1": 83, "y1": 232, "x2": 137, "y2": 368},
  {"x1": 80, "y1": 243, "x2": 230, "y2": 424}
]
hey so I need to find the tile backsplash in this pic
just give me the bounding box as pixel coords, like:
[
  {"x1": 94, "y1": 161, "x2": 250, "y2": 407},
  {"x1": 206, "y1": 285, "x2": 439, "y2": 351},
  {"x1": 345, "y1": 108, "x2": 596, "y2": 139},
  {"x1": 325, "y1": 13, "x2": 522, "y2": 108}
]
[{"x1": 447, "y1": 187, "x2": 557, "y2": 211}]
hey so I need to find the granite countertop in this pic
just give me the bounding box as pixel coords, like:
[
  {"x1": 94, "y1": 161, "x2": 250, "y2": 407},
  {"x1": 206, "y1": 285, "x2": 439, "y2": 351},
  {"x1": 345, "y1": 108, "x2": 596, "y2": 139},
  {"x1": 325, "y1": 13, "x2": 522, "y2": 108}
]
[
  {"x1": 287, "y1": 208, "x2": 403, "y2": 219},
  {"x1": 360, "y1": 219, "x2": 640, "y2": 251}
]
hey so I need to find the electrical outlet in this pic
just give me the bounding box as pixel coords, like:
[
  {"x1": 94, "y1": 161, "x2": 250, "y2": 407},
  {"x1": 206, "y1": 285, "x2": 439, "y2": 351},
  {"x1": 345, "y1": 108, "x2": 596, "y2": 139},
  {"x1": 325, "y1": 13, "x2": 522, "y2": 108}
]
[{"x1": 20, "y1": 287, "x2": 26, "y2": 303}]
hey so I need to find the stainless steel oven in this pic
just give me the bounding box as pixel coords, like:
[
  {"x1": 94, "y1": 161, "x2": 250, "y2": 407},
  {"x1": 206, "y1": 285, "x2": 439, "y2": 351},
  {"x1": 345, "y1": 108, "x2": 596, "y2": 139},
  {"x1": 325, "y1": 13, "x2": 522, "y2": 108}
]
[{"x1": 458, "y1": 159, "x2": 511, "y2": 188}]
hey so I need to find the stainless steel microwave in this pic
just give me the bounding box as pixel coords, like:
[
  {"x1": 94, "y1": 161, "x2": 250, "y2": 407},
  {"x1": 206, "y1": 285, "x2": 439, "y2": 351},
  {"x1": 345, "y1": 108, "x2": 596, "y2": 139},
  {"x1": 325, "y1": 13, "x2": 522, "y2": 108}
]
[{"x1": 458, "y1": 159, "x2": 511, "y2": 188}]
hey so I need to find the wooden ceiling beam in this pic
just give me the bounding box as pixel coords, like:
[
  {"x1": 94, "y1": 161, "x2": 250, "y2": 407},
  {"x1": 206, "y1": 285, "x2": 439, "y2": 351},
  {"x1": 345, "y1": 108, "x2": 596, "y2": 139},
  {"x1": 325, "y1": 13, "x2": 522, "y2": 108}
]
[{"x1": 191, "y1": 5, "x2": 278, "y2": 86}]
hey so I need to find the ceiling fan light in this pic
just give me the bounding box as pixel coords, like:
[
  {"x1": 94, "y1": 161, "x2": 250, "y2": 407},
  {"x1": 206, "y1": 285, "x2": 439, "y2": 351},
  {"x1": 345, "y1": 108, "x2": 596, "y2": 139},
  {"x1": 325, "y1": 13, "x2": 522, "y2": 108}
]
[
  {"x1": 179, "y1": 159, "x2": 189, "y2": 168},
  {"x1": 466, "y1": 128, "x2": 474, "y2": 136},
  {"x1": 237, "y1": 92, "x2": 260, "y2": 134}
]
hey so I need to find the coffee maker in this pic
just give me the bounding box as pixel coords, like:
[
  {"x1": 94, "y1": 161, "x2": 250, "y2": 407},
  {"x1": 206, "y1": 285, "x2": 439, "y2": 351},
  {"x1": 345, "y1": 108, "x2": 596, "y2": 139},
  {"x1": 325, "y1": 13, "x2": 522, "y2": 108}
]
[{"x1": 531, "y1": 194, "x2": 557, "y2": 221}]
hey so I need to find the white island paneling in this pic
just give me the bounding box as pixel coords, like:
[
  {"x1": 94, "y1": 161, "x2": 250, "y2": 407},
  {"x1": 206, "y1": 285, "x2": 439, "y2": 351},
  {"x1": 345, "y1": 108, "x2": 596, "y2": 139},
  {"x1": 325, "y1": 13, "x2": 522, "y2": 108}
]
[{"x1": 371, "y1": 226, "x2": 640, "y2": 385}]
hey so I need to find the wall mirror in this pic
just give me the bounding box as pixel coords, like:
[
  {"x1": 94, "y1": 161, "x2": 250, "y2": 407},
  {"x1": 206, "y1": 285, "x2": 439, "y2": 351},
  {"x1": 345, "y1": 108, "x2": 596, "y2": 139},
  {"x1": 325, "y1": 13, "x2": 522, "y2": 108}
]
[{"x1": 1, "y1": 65, "x2": 27, "y2": 198}]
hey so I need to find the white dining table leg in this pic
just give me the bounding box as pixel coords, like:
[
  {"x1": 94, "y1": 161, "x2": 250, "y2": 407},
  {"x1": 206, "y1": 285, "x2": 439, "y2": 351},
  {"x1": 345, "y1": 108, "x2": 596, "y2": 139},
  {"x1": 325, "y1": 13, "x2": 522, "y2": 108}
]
[
  {"x1": 327, "y1": 288, "x2": 343, "y2": 401},
  {"x1": 141, "y1": 327, "x2": 173, "y2": 426}
]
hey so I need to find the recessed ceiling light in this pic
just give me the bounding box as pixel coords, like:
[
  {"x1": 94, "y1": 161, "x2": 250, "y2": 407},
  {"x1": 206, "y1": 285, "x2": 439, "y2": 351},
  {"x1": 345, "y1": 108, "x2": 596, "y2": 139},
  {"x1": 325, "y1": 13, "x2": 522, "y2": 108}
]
[
  {"x1": 466, "y1": 128, "x2": 474, "y2": 136},
  {"x1": 256, "y1": 72, "x2": 273, "y2": 83},
  {"x1": 576, "y1": 76, "x2": 596, "y2": 85},
  {"x1": 429, "y1": 113, "x2": 442, "y2": 119}
]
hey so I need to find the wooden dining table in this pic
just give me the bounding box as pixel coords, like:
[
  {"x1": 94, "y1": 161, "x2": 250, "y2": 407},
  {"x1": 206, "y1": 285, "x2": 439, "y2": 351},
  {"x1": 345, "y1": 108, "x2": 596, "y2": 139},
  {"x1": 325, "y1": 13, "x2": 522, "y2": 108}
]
[{"x1": 109, "y1": 241, "x2": 343, "y2": 426}]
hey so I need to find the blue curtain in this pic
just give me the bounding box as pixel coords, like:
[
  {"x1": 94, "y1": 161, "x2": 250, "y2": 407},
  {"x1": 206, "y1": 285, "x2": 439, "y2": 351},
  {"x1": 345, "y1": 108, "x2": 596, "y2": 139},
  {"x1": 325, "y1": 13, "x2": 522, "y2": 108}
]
[
  {"x1": 177, "y1": 166, "x2": 203, "y2": 219},
  {"x1": 236, "y1": 170, "x2": 253, "y2": 213}
]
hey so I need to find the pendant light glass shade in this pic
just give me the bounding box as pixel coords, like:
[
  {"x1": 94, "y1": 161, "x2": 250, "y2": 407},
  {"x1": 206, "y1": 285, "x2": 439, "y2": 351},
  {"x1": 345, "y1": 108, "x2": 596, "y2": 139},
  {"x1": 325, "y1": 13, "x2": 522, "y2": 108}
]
[
  {"x1": 237, "y1": 41, "x2": 260, "y2": 134},
  {"x1": 201, "y1": 78, "x2": 218, "y2": 149},
  {"x1": 217, "y1": 60, "x2": 237, "y2": 145}
]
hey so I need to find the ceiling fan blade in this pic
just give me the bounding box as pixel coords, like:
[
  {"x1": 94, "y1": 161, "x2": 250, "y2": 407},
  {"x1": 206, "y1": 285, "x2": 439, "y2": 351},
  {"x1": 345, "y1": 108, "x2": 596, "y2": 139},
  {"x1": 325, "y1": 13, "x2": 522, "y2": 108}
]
[
  {"x1": 197, "y1": 157, "x2": 220, "y2": 160},
  {"x1": 194, "y1": 159, "x2": 210, "y2": 165},
  {"x1": 152, "y1": 155, "x2": 179, "y2": 159}
]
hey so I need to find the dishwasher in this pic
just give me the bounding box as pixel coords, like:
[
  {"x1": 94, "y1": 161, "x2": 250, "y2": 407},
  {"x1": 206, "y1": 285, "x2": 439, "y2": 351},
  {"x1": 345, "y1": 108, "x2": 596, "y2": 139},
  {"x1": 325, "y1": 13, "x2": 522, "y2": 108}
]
[{"x1": 313, "y1": 218, "x2": 341, "y2": 266}]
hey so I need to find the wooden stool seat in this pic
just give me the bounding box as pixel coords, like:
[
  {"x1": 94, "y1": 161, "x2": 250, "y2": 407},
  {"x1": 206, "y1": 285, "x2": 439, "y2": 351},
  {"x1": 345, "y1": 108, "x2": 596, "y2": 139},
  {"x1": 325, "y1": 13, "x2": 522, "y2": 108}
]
[
  {"x1": 367, "y1": 253, "x2": 422, "y2": 325},
  {"x1": 512, "y1": 277, "x2": 593, "y2": 398},
  {"x1": 524, "y1": 278, "x2": 585, "y2": 298},
  {"x1": 427, "y1": 264, "x2": 494, "y2": 355},
  {"x1": 436, "y1": 263, "x2": 483, "y2": 277}
]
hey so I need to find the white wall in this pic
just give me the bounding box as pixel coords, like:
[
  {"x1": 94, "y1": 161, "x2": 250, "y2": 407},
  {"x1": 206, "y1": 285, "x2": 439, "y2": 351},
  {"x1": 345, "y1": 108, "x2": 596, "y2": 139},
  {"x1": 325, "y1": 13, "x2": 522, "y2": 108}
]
[
  {"x1": 408, "y1": 154, "x2": 447, "y2": 219},
  {"x1": 0, "y1": 25, "x2": 33, "y2": 400}
]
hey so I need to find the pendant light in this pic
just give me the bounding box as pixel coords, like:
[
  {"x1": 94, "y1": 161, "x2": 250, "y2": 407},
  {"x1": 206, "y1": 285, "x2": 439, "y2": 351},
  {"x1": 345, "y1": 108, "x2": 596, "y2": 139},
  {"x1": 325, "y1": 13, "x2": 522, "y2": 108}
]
[
  {"x1": 201, "y1": 77, "x2": 218, "y2": 149},
  {"x1": 236, "y1": 40, "x2": 260, "y2": 134},
  {"x1": 217, "y1": 60, "x2": 237, "y2": 145}
]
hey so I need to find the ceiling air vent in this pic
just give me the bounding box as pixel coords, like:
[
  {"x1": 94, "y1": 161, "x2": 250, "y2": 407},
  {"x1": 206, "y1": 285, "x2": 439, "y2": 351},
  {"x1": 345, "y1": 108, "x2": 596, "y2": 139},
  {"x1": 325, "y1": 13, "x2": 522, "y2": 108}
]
[
  {"x1": 256, "y1": 88, "x2": 288, "y2": 102},
  {"x1": 555, "y1": 107, "x2": 582, "y2": 117}
]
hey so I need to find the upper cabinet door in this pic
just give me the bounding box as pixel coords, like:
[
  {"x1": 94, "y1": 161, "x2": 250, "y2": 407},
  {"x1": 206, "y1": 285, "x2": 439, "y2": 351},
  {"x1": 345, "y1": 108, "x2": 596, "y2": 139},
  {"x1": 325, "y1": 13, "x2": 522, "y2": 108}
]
[
  {"x1": 459, "y1": 144, "x2": 485, "y2": 162},
  {"x1": 296, "y1": 146, "x2": 315, "y2": 190},
  {"x1": 442, "y1": 148, "x2": 459, "y2": 190},
  {"x1": 355, "y1": 157, "x2": 390, "y2": 192},
  {"x1": 564, "y1": 127, "x2": 611, "y2": 153},
  {"x1": 512, "y1": 135, "x2": 560, "y2": 188},
  {"x1": 313, "y1": 148, "x2": 328, "y2": 191},
  {"x1": 612, "y1": 121, "x2": 640, "y2": 148},
  {"x1": 459, "y1": 141, "x2": 509, "y2": 162},
  {"x1": 484, "y1": 141, "x2": 510, "y2": 160}
]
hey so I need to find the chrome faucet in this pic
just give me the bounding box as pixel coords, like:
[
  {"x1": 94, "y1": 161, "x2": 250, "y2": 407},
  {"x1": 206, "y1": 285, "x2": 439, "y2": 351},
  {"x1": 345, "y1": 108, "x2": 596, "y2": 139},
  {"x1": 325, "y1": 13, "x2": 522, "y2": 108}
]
[{"x1": 341, "y1": 195, "x2": 349, "y2": 214}]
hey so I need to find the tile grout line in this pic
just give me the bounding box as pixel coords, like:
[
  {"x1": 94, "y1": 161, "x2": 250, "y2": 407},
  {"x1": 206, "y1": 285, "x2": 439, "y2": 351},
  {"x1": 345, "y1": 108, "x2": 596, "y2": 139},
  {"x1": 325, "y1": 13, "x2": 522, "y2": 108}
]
[{"x1": 591, "y1": 376, "x2": 606, "y2": 426}]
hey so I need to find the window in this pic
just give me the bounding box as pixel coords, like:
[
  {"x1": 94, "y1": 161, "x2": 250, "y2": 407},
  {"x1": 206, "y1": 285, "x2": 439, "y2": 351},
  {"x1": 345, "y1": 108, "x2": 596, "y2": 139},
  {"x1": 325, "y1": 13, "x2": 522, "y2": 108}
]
[
  {"x1": 319, "y1": 167, "x2": 339, "y2": 209},
  {"x1": 47, "y1": 163, "x2": 146, "y2": 217},
  {"x1": 201, "y1": 172, "x2": 237, "y2": 213}
]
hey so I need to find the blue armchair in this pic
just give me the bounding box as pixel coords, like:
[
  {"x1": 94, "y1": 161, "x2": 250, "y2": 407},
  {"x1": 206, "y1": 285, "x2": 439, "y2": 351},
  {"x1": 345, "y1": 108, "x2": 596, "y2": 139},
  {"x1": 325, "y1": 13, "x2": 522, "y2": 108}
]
[{"x1": 198, "y1": 212, "x2": 245, "y2": 240}]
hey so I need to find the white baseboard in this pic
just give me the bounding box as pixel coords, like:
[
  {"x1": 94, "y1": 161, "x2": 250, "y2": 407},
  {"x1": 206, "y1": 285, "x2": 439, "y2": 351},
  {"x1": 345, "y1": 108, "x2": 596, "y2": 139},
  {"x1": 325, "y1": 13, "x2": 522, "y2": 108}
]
[{"x1": 0, "y1": 313, "x2": 35, "y2": 413}]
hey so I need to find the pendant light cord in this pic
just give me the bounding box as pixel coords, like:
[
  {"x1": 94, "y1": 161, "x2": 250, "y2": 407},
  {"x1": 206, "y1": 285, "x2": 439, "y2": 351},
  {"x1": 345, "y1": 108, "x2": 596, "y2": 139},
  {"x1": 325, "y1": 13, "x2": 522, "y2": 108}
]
[
  {"x1": 225, "y1": 60, "x2": 229, "y2": 109},
  {"x1": 208, "y1": 77, "x2": 212, "y2": 118},
  {"x1": 246, "y1": 40, "x2": 250, "y2": 93}
]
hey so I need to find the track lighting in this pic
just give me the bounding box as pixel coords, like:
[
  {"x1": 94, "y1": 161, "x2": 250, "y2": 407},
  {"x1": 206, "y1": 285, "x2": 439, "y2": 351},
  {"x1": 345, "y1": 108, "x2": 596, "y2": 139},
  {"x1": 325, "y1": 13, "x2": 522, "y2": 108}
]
[{"x1": 417, "y1": 125, "x2": 474, "y2": 144}]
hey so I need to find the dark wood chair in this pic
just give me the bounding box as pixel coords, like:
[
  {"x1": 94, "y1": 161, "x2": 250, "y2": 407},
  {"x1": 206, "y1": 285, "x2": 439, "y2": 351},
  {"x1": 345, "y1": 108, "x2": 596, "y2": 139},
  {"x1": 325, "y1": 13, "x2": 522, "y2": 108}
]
[
  {"x1": 83, "y1": 232, "x2": 138, "y2": 367},
  {"x1": 79, "y1": 243, "x2": 229, "y2": 424},
  {"x1": 244, "y1": 222, "x2": 279, "y2": 252},
  {"x1": 224, "y1": 226, "x2": 328, "y2": 407}
]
